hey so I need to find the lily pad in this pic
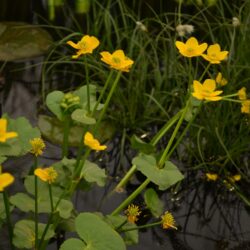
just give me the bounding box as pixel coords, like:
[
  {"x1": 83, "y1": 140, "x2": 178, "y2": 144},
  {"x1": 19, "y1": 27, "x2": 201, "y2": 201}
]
[{"x1": 0, "y1": 22, "x2": 53, "y2": 61}]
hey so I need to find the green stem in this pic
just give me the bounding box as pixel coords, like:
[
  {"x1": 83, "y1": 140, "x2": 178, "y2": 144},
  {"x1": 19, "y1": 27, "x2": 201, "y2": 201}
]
[
  {"x1": 48, "y1": 184, "x2": 54, "y2": 212},
  {"x1": 62, "y1": 117, "x2": 71, "y2": 158},
  {"x1": 34, "y1": 157, "x2": 38, "y2": 250},
  {"x1": 111, "y1": 178, "x2": 150, "y2": 216},
  {"x1": 84, "y1": 57, "x2": 90, "y2": 114},
  {"x1": 158, "y1": 98, "x2": 191, "y2": 168},
  {"x1": 198, "y1": 63, "x2": 211, "y2": 82},
  {"x1": 112, "y1": 109, "x2": 183, "y2": 192},
  {"x1": 3, "y1": 191, "x2": 14, "y2": 250},
  {"x1": 91, "y1": 71, "x2": 114, "y2": 116},
  {"x1": 114, "y1": 165, "x2": 137, "y2": 192},
  {"x1": 119, "y1": 221, "x2": 162, "y2": 233},
  {"x1": 93, "y1": 71, "x2": 122, "y2": 133}
]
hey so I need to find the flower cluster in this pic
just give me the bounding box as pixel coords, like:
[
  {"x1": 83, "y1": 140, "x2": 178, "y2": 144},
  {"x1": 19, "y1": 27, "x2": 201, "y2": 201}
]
[
  {"x1": 238, "y1": 87, "x2": 250, "y2": 114},
  {"x1": 67, "y1": 35, "x2": 134, "y2": 72}
]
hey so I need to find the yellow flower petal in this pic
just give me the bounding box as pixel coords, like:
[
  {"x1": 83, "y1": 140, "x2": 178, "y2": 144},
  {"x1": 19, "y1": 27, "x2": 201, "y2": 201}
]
[
  {"x1": 0, "y1": 118, "x2": 18, "y2": 143},
  {"x1": 84, "y1": 132, "x2": 107, "y2": 151},
  {"x1": 34, "y1": 167, "x2": 58, "y2": 184},
  {"x1": 206, "y1": 173, "x2": 218, "y2": 181},
  {"x1": 203, "y1": 79, "x2": 216, "y2": 91},
  {"x1": 0, "y1": 173, "x2": 14, "y2": 191}
]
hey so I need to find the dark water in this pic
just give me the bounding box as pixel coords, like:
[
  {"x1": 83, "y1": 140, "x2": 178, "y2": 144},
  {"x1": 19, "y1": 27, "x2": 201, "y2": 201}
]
[{"x1": 1, "y1": 60, "x2": 250, "y2": 250}]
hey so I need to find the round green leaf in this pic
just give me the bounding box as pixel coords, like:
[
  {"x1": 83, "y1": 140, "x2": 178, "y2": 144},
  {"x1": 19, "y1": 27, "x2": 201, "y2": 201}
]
[
  {"x1": 13, "y1": 220, "x2": 54, "y2": 249},
  {"x1": 144, "y1": 188, "x2": 164, "y2": 218},
  {"x1": 60, "y1": 238, "x2": 86, "y2": 250},
  {"x1": 133, "y1": 154, "x2": 184, "y2": 190},
  {"x1": 46, "y1": 91, "x2": 65, "y2": 121},
  {"x1": 75, "y1": 212, "x2": 126, "y2": 250},
  {"x1": 71, "y1": 109, "x2": 96, "y2": 125}
]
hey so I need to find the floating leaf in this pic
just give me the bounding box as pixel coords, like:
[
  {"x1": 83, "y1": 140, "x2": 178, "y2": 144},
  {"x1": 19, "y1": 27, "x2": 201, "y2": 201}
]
[
  {"x1": 0, "y1": 22, "x2": 53, "y2": 61},
  {"x1": 13, "y1": 220, "x2": 54, "y2": 249},
  {"x1": 144, "y1": 188, "x2": 164, "y2": 218},
  {"x1": 133, "y1": 154, "x2": 184, "y2": 190},
  {"x1": 81, "y1": 160, "x2": 106, "y2": 187}
]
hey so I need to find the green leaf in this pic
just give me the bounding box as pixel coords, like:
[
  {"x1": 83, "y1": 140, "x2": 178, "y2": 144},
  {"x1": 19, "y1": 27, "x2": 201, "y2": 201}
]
[
  {"x1": 0, "y1": 156, "x2": 7, "y2": 164},
  {"x1": 0, "y1": 115, "x2": 41, "y2": 156},
  {"x1": 144, "y1": 188, "x2": 164, "y2": 218},
  {"x1": 81, "y1": 160, "x2": 106, "y2": 187},
  {"x1": 75, "y1": 212, "x2": 126, "y2": 250},
  {"x1": 133, "y1": 154, "x2": 184, "y2": 190},
  {"x1": 13, "y1": 220, "x2": 54, "y2": 249},
  {"x1": 60, "y1": 238, "x2": 86, "y2": 250},
  {"x1": 105, "y1": 215, "x2": 138, "y2": 246},
  {"x1": 71, "y1": 109, "x2": 96, "y2": 125},
  {"x1": 74, "y1": 85, "x2": 97, "y2": 107},
  {"x1": 38, "y1": 115, "x2": 84, "y2": 147},
  {"x1": 10, "y1": 193, "x2": 34, "y2": 212},
  {"x1": 46, "y1": 91, "x2": 65, "y2": 121},
  {"x1": 130, "y1": 135, "x2": 155, "y2": 154}
]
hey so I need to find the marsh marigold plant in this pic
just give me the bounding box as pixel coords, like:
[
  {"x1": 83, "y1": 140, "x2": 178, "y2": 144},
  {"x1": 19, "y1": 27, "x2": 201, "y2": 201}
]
[
  {"x1": 67, "y1": 35, "x2": 100, "y2": 58},
  {"x1": 175, "y1": 37, "x2": 207, "y2": 57},
  {"x1": 84, "y1": 132, "x2": 107, "y2": 151},
  {"x1": 192, "y1": 79, "x2": 223, "y2": 101},
  {"x1": 100, "y1": 50, "x2": 134, "y2": 72},
  {"x1": 0, "y1": 118, "x2": 18, "y2": 143}
]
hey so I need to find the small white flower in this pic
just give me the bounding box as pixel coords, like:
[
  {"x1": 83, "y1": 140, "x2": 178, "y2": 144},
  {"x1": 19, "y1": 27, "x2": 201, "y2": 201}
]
[
  {"x1": 176, "y1": 24, "x2": 194, "y2": 37},
  {"x1": 232, "y1": 17, "x2": 240, "y2": 27}
]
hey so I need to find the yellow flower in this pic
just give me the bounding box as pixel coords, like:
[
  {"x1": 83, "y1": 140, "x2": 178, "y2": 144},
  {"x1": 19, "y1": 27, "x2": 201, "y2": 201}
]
[
  {"x1": 216, "y1": 72, "x2": 228, "y2": 86},
  {"x1": 192, "y1": 79, "x2": 223, "y2": 101},
  {"x1": 125, "y1": 204, "x2": 141, "y2": 224},
  {"x1": 100, "y1": 50, "x2": 134, "y2": 72},
  {"x1": 0, "y1": 118, "x2": 18, "y2": 143},
  {"x1": 0, "y1": 173, "x2": 14, "y2": 191},
  {"x1": 67, "y1": 35, "x2": 100, "y2": 59},
  {"x1": 206, "y1": 173, "x2": 218, "y2": 181},
  {"x1": 161, "y1": 211, "x2": 177, "y2": 230},
  {"x1": 175, "y1": 37, "x2": 207, "y2": 57},
  {"x1": 34, "y1": 167, "x2": 58, "y2": 184},
  {"x1": 84, "y1": 132, "x2": 107, "y2": 151},
  {"x1": 228, "y1": 174, "x2": 241, "y2": 183},
  {"x1": 201, "y1": 44, "x2": 228, "y2": 64},
  {"x1": 238, "y1": 87, "x2": 247, "y2": 100},
  {"x1": 241, "y1": 100, "x2": 250, "y2": 114},
  {"x1": 30, "y1": 138, "x2": 45, "y2": 157}
]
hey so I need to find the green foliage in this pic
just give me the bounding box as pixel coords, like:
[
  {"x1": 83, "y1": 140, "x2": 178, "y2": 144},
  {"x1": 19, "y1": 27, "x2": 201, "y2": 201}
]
[
  {"x1": 60, "y1": 213, "x2": 126, "y2": 250},
  {"x1": 0, "y1": 115, "x2": 40, "y2": 156},
  {"x1": 13, "y1": 220, "x2": 54, "y2": 249},
  {"x1": 130, "y1": 135, "x2": 155, "y2": 154},
  {"x1": 144, "y1": 188, "x2": 164, "y2": 218},
  {"x1": 133, "y1": 154, "x2": 184, "y2": 190}
]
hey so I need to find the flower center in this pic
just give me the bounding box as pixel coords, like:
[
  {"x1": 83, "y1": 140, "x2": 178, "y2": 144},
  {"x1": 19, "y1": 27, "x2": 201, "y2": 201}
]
[
  {"x1": 79, "y1": 41, "x2": 87, "y2": 50},
  {"x1": 112, "y1": 57, "x2": 121, "y2": 64}
]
